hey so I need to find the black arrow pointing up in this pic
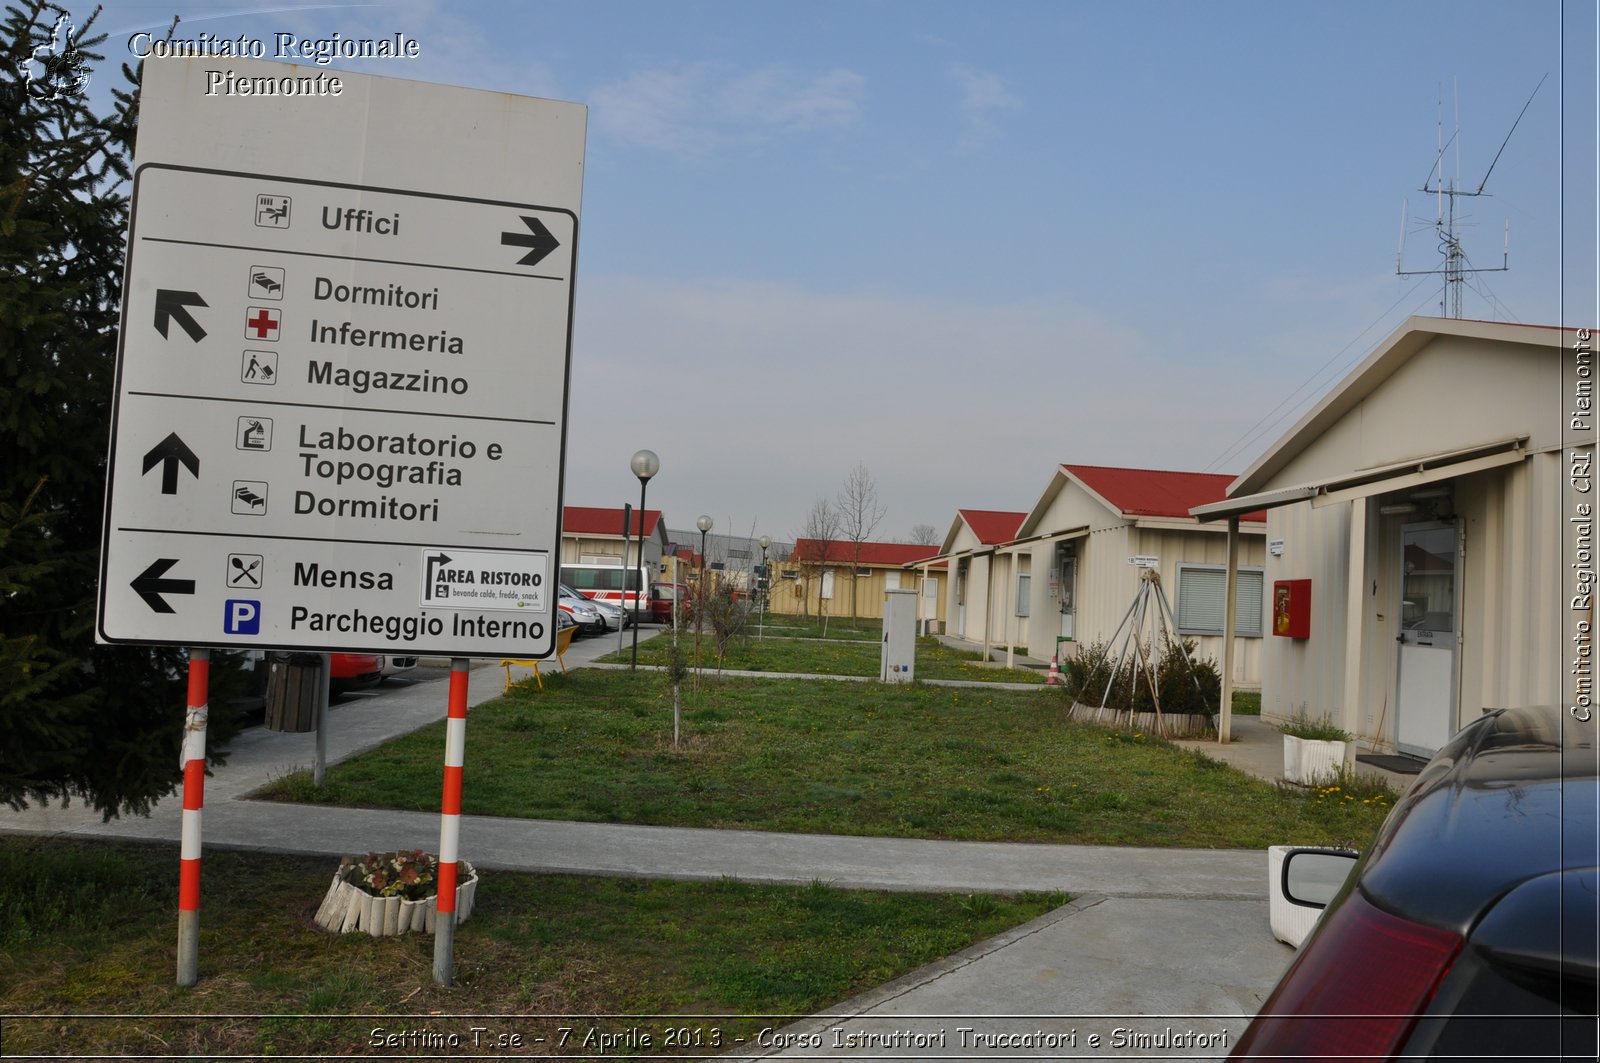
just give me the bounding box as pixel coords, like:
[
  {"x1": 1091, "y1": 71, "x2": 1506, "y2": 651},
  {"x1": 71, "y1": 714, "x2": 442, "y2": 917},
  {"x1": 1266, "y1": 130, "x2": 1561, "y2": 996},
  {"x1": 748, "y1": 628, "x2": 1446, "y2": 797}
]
[
  {"x1": 154, "y1": 289, "x2": 208, "y2": 342},
  {"x1": 500, "y1": 216, "x2": 560, "y2": 268},
  {"x1": 131, "y1": 558, "x2": 195, "y2": 614},
  {"x1": 141, "y1": 432, "x2": 200, "y2": 495}
]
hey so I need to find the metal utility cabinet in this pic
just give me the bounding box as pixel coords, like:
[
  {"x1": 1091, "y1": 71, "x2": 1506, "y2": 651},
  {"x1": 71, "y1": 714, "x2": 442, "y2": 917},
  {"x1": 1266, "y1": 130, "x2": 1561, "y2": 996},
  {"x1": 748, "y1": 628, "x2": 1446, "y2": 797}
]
[{"x1": 881, "y1": 588, "x2": 918, "y2": 683}]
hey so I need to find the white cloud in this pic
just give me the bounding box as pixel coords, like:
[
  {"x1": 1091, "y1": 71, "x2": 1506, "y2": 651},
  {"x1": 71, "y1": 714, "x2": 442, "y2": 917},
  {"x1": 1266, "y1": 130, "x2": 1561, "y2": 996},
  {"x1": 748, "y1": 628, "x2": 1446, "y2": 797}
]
[
  {"x1": 950, "y1": 62, "x2": 1021, "y2": 114},
  {"x1": 592, "y1": 62, "x2": 865, "y2": 156},
  {"x1": 721, "y1": 67, "x2": 865, "y2": 130},
  {"x1": 591, "y1": 66, "x2": 715, "y2": 154},
  {"x1": 948, "y1": 61, "x2": 1021, "y2": 141}
]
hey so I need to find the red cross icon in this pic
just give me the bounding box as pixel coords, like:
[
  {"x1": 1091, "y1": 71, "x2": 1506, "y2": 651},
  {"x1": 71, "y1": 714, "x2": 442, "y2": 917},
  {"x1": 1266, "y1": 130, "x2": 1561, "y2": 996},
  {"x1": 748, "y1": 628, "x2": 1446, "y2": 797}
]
[{"x1": 245, "y1": 307, "x2": 280, "y2": 341}]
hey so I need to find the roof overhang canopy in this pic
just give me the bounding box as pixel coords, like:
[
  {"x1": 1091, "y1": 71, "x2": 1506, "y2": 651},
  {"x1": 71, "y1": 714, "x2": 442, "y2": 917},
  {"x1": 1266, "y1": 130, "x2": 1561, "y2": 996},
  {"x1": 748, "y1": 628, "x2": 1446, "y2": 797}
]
[
  {"x1": 1191, "y1": 436, "x2": 1529, "y2": 522},
  {"x1": 906, "y1": 524, "x2": 1091, "y2": 569}
]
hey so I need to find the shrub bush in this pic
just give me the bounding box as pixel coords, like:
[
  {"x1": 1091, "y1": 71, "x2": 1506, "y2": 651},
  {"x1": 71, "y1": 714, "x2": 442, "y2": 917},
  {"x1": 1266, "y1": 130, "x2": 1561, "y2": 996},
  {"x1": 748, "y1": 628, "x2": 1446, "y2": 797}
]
[
  {"x1": 1059, "y1": 636, "x2": 1219, "y2": 716},
  {"x1": 1279, "y1": 709, "x2": 1351, "y2": 742}
]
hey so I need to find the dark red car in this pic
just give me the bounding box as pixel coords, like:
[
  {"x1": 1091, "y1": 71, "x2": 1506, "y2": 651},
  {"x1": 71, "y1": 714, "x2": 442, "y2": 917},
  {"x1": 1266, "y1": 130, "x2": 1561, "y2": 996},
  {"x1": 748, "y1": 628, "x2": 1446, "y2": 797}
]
[{"x1": 649, "y1": 582, "x2": 688, "y2": 625}]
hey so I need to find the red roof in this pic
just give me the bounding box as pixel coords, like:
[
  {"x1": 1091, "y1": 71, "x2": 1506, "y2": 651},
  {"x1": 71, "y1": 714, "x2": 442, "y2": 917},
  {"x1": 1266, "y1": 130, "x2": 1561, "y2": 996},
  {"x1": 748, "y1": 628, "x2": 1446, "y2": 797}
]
[
  {"x1": 788, "y1": 539, "x2": 942, "y2": 566},
  {"x1": 1062, "y1": 465, "x2": 1266, "y2": 523},
  {"x1": 959, "y1": 509, "x2": 1026, "y2": 545},
  {"x1": 563, "y1": 506, "x2": 663, "y2": 538}
]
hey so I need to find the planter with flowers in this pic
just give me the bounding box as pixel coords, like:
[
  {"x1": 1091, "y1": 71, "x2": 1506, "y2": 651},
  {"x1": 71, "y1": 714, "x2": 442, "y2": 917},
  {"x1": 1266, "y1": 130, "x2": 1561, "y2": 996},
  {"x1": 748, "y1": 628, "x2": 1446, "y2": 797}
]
[
  {"x1": 313, "y1": 850, "x2": 477, "y2": 936},
  {"x1": 1279, "y1": 713, "x2": 1351, "y2": 786}
]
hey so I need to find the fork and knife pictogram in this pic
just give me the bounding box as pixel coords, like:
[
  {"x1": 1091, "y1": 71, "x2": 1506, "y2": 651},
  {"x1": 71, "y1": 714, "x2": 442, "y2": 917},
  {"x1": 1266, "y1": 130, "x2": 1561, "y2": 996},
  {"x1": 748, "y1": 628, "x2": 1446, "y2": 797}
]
[{"x1": 230, "y1": 556, "x2": 262, "y2": 586}]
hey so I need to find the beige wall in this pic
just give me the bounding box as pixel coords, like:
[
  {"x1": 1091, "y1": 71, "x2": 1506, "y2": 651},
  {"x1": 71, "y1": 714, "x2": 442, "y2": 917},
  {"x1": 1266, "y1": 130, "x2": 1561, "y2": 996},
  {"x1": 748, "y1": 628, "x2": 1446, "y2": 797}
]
[
  {"x1": 1015, "y1": 480, "x2": 1265, "y2": 686},
  {"x1": 1262, "y1": 452, "x2": 1572, "y2": 751},
  {"x1": 564, "y1": 535, "x2": 624, "y2": 565},
  {"x1": 767, "y1": 564, "x2": 908, "y2": 620},
  {"x1": 1249, "y1": 326, "x2": 1584, "y2": 754},
  {"x1": 561, "y1": 530, "x2": 667, "y2": 576},
  {"x1": 1267, "y1": 335, "x2": 1570, "y2": 488},
  {"x1": 660, "y1": 554, "x2": 693, "y2": 585},
  {"x1": 906, "y1": 565, "x2": 947, "y2": 631},
  {"x1": 970, "y1": 551, "x2": 1025, "y2": 651},
  {"x1": 940, "y1": 523, "x2": 984, "y2": 638}
]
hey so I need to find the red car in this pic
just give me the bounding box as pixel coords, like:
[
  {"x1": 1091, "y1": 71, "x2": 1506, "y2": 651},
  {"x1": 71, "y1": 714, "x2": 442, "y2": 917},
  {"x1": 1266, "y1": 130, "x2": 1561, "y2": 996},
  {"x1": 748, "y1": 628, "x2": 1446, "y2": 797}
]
[
  {"x1": 649, "y1": 582, "x2": 688, "y2": 625},
  {"x1": 329, "y1": 652, "x2": 383, "y2": 691}
]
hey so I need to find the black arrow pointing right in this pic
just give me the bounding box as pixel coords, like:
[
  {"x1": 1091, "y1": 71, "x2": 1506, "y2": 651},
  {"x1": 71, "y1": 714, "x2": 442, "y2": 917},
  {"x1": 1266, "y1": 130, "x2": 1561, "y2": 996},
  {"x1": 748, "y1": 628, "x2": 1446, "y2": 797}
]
[
  {"x1": 500, "y1": 216, "x2": 560, "y2": 268},
  {"x1": 131, "y1": 558, "x2": 195, "y2": 614},
  {"x1": 154, "y1": 289, "x2": 208, "y2": 342},
  {"x1": 141, "y1": 432, "x2": 200, "y2": 495},
  {"x1": 425, "y1": 551, "x2": 454, "y2": 596}
]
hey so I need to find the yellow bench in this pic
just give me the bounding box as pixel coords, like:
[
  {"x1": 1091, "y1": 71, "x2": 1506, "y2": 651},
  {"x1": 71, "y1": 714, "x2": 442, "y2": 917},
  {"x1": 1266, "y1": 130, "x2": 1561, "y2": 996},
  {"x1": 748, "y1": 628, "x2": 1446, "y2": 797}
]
[{"x1": 501, "y1": 623, "x2": 574, "y2": 691}]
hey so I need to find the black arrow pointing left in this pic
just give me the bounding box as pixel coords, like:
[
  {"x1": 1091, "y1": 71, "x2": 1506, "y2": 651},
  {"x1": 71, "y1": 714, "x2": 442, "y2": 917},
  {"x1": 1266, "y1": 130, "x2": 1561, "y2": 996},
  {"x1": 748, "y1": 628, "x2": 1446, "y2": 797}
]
[
  {"x1": 500, "y1": 216, "x2": 560, "y2": 267},
  {"x1": 141, "y1": 432, "x2": 200, "y2": 495},
  {"x1": 131, "y1": 558, "x2": 194, "y2": 614},
  {"x1": 154, "y1": 289, "x2": 208, "y2": 342}
]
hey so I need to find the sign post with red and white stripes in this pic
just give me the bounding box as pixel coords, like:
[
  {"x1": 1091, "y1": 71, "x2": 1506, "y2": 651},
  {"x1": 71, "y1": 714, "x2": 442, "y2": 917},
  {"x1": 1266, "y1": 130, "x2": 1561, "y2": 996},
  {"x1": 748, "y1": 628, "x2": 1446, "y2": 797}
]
[
  {"x1": 176, "y1": 649, "x2": 209, "y2": 987},
  {"x1": 433, "y1": 658, "x2": 471, "y2": 985}
]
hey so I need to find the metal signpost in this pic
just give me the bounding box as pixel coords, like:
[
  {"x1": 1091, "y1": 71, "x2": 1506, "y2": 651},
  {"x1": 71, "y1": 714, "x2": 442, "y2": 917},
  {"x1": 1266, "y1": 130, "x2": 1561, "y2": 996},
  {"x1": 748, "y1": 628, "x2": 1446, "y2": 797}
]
[{"x1": 96, "y1": 56, "x2": 585, "y2": 986}]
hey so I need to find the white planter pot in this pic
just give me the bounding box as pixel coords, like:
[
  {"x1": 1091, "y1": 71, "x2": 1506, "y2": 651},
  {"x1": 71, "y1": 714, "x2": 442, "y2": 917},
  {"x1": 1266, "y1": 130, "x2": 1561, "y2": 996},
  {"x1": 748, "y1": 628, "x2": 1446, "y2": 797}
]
[
  {"x1": 1065, "y1": 702, "x2": 1210, "y2": 738},
  {"x1": 1282, "y1": 735, "x2": 1348, "y2": 785},
  {"x1": 314, "y1": 858, "x2": 478, "y2": 936}
]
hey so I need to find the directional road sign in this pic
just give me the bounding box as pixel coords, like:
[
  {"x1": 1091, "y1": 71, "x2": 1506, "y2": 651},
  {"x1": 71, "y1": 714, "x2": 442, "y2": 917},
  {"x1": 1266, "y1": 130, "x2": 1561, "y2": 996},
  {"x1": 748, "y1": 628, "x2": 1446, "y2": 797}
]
[{"x1": 97, "y1": 58, "x2": 585, "y2": 658}]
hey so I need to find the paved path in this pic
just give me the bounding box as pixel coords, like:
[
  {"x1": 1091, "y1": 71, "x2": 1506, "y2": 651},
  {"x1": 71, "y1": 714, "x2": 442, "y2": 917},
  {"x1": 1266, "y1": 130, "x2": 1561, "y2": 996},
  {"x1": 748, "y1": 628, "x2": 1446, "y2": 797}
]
[{"x1": 1, "y1": 629, "x2": 1306, "y2": 1060}]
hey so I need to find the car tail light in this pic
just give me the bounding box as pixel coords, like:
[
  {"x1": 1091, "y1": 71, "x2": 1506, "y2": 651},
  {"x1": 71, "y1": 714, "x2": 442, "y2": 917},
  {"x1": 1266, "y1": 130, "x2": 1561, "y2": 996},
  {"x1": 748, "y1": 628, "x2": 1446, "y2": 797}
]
[{"x1": 1233, "y1": 888, "x2": 1463, "y2": 1060}]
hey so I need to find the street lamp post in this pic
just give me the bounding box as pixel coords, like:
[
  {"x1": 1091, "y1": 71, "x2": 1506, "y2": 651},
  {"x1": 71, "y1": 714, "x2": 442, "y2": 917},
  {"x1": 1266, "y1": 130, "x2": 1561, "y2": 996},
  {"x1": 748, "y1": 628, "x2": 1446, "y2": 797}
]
[
  {"x1": 695, "y1": 515, "x2": 712, "y2": 673},
  {"x1": 696, "y1": 515, "x2": 713, "y2": 590},
  {"x1": 629, "y1": 450, "x2": 659, "y2": 670},
  {"x1": 758, "y1": 535, "x2": 771, "y2": 640}
]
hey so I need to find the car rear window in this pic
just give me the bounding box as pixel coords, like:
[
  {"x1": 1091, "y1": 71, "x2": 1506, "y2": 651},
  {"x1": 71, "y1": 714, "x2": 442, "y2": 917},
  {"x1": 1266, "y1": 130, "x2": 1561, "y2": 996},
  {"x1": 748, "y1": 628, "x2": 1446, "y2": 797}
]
[{"x1": 1418, "y1": 951, "x2": 1598, "y2": 1057}]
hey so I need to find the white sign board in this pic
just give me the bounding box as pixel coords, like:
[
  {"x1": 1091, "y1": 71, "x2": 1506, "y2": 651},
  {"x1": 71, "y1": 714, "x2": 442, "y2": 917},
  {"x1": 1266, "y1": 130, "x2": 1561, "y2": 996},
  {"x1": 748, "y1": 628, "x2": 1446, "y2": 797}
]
[
  {"x1": 1127, "y1": 555, "x2": 1161, "y2": 569},
  {"x1": 96, "y1": 58, "x2": 585, "y2": 658}
]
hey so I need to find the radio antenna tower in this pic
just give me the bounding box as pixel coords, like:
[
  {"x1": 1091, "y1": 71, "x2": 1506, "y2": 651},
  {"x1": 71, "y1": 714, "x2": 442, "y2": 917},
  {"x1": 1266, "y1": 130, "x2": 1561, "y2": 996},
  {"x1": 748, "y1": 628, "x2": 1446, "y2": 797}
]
[{"x1": 1396, "y1": 75, "x2": 1543, "y2": 318}]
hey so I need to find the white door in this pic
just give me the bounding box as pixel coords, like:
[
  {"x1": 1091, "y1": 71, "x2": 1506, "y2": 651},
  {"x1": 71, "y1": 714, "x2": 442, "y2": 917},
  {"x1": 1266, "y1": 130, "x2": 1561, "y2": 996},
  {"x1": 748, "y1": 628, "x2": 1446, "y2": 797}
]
[
  {"x1": 956, "y1": 563, "x2": 967, "y2": 637},
  {"x1": 1395, "y1": 522, "x2": 1459, "y2": 757},
  {"x1": 1058, "y1": 555, "x2": 1077, "y2": 641}
]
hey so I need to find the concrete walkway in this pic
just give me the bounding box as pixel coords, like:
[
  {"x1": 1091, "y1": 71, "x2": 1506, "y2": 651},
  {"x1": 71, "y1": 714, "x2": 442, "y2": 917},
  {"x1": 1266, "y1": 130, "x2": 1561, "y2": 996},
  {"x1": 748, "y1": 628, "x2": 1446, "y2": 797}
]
[{"x1": 1, "y1": 628, "x2": 1312, "y2": 1059}]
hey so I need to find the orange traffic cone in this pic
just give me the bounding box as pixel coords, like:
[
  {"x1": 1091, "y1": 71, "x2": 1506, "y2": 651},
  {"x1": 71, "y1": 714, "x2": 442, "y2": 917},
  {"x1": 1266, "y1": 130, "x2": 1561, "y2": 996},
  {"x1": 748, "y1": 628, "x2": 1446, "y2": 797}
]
[{"x1": 1047, "y1": 654, "x2": 1061, "y2": 685}]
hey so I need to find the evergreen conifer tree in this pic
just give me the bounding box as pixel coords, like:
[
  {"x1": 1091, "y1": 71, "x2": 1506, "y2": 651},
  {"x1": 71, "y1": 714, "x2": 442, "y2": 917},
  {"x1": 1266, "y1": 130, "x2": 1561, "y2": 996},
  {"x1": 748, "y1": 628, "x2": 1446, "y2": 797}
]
[{"x1": 2, "y1": 2, "x2": 240, "y2": 819}]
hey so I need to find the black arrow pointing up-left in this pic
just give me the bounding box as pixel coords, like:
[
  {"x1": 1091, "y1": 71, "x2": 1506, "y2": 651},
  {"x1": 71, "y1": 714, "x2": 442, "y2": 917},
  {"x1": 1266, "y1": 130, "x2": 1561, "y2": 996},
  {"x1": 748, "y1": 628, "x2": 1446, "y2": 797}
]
[
  {"x1": 131, "y1": 558, "x2": 195, "y2": 614},
  {"x1": 501, "y1": 216, "x2": 560, "y2": 267},
  {"x1": 141, "y1": 432, "x2": 200, "y2": 495},
  {"x1": 154, "y1": 289, "x2": 208, "y2": 342}
]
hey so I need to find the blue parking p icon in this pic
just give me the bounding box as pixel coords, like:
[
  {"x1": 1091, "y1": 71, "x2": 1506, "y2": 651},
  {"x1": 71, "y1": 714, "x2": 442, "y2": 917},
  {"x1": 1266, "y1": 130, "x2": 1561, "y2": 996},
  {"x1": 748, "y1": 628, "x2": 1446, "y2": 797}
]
[{"x1": 224, "y1": 599, "x2": 261, "y2": 635}]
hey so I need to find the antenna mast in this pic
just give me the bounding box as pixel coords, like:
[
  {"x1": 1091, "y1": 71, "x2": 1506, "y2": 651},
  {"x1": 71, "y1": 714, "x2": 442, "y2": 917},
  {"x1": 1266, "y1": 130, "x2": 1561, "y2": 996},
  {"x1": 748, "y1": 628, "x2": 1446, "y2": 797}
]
[{"x1": 1395, "y1": 76, "x2": 1541, "y2": 318}]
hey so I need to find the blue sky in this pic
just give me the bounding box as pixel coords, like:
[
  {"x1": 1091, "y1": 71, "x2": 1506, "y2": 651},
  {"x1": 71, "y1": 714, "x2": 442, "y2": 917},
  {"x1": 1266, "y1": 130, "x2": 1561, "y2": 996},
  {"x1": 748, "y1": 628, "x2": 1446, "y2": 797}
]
[{"x1": 98, "y1": 1, "x2": 1596, "y2": 544}]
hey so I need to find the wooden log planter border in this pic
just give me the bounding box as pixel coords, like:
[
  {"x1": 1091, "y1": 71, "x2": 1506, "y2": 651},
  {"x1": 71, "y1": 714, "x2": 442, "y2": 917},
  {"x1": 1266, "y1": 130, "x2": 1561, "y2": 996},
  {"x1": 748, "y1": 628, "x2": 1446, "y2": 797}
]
[
  {"x1": 313, "y1": 859, "x2": 478, "y2": 936},
  {"x1": 1066, "y1": 701, "x2": 1210, "y2": 739}
]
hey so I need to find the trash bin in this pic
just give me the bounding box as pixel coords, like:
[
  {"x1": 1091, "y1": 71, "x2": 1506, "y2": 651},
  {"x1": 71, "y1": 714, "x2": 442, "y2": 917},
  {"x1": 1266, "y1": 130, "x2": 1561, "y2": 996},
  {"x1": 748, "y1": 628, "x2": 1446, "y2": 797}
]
[{"x1": 264, "y1": 652, "x2": 323, "y2": 732}]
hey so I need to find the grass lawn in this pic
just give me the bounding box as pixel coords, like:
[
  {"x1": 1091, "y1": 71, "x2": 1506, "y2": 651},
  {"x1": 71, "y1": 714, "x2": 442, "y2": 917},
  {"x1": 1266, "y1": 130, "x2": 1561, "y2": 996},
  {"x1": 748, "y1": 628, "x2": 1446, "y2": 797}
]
[
  {"x1": 740, "y1": 614, "x2": 881, "y2": 641},
  {"x1": 261, "y1": 670, "x2": 1392, "y2": 850},
  {"x1": 0, "y1": 837, "x2": 1059, "y2": 1058},
  {"x1": 600, "y1": 632, "x2": 1046, "y2": 683}
]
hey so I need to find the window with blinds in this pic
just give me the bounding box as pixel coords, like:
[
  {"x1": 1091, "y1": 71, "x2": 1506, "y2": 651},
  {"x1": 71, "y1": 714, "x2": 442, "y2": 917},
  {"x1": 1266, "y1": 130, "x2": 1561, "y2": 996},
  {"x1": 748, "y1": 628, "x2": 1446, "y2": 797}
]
[{"x1": 1176, "y1": 565, "x2": 1264, "y2": 636}]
